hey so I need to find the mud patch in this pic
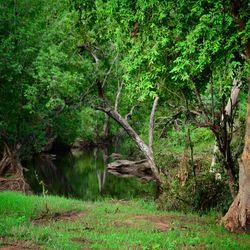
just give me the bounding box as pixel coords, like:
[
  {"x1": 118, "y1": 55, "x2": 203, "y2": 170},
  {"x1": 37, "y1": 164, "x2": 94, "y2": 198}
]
[
  {"x1": 114, "y1": 220, "x2": 134, "y2": 228},
  {"x1": 138, "y1": 214, "x2": 207, "y2": 224},
  {"x1": 0, "y1": 238, "x2": 38, "y2": 250},
  {"x1": 33, "y1": 211, "x2": 86, "y2": 225},
  {"x1": 134, "y1": 215, "x2": 169, "y2": 232},
  {"x1": 114, "y1": 215, "x2": 170, "y2": 232},
  {"x1": 71, "y1": 237, "x2": 88, "y2": 243},
  {"x1": 134, "y1": 214, "x2": 209, "y2": 232},
  {"x1": 0, "y1": 247, "x2": 29, "y2": 250},
  {"x1": 71, "y1": 237, "x2": 93, "y2": 248}
]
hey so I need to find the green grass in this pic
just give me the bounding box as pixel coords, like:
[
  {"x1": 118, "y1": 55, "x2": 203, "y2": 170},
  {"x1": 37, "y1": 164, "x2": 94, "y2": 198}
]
[{"x1": 0, "y1": 191, "x2": 250, "y2": 249}]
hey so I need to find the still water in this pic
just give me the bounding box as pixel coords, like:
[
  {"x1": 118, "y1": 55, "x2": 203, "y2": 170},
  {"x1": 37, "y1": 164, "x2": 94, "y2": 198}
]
[{"x1": 25, "y1": 146, "x2": 154, "y2": 200}]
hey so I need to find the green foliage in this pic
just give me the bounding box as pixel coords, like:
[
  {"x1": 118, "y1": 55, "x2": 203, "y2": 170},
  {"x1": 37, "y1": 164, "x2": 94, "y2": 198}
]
[
  {"x1": 0, "y1": 0, "x2": 95, "y2": 153},
  {"x1": 77, "y1": 107, "x2": 97, "y2": 141},
  {"x1": 154, "y1": 126, "x2": 232, "y2": 212},
  {"x1": 0, "y1": 0, "x2": 250, "y2": 221},
  {"x1": 158, "y1": 172, "x2": 233, "y2": 213},
  {"x1": 1, "y1": 0, "x2": 249, "y2": 152}
]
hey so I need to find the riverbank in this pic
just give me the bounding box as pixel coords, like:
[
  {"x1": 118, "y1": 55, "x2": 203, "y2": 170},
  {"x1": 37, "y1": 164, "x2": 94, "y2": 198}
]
[{"x1": 0, "y1": 192, "x2": 250, "y2": 249}]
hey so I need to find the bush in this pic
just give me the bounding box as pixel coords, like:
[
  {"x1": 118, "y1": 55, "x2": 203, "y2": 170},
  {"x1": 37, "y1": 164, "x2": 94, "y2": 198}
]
[{"x1": 157, "y1": 168, "x2": 232, "y2": 213}]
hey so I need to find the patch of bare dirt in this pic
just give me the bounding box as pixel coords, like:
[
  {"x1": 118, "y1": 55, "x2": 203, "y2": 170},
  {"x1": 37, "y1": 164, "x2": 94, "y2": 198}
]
[
  {"x1": 180, "y1": 243, "x2": 208, "y2": 249},
  {"x1": 134, "y1": 215, "x2": 169, "y2": 232},
  {"x1": 71, "y1": 237, "x2": 87, "y2": 244},
  {"x1": 139, "y1": 214, "x2": 207, "y2": 224},
  {"x1": 114, "y1": 214, "x2": 205, "y2": 232},
  {"x1": 114, "y1": 220, "x2": 134, "y2": 228},
  {"x1": 114, "y1": 215, "x2": 169, "y2": 232},
  {"x1": 0, "y1": 238, "x2": 38, "y2": 250},
  {"x1": 134, "y1": 214, "x2": 208, "y2": 232},
  {"x1": 71, "y1": 237, "x2": 93, "y2": 249},
  {"x1": 32, "y1": 211, "x2": 86, "y2": 225},
  {"x1": 0, "y1": 247, "x2": 29, "y2": 250}
]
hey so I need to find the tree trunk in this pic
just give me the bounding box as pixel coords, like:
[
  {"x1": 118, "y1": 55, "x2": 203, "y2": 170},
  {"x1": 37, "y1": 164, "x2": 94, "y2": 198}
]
[
  {"x1": 210, "y1": 78, "x2": 241, "y2": 172},
  {"x1": 149, "y1": 96, "x2": 159, "y2": 150},
  {"x1": 223, "y1": 0, "x2": 250, "y2": 229},
  {"x1": 223, "y1": 84, "x2": 250, "y2": 232},
  {"x1": 210, "y1": 78, "x2": 241, "y2": 198},
  {"x1": 96, "y1": 105, "x2": 162, "y2": 184}
]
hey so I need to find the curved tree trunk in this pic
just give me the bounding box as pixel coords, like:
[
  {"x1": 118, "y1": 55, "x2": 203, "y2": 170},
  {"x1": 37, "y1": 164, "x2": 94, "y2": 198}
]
[
  {"x1": 223, "y1": 83, "x2": 250, "y2": 232},
  {"x1": 97, "y1": 105, "x2": 161, "y2": 182}
]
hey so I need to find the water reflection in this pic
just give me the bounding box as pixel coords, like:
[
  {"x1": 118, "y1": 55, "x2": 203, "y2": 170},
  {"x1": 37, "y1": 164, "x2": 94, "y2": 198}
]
[{"x1": 25, "y1": 147, "x2": 154, "y2": 200}]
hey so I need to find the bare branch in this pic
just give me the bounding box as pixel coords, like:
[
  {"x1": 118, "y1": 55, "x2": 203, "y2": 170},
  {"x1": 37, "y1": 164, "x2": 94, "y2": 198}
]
[
  {"x1": 79, "y1": 44, "x2": 100, "y2": 64},
  {"x1": 224, "y1": 78, "x2": 242, "y2": 118},
  {"x1": 114, "y1": 81, "x2": 124, "y2": 112},
  {"x1": 96, "y1": 104, "x2": 161, "y2": 182},
  {"x1": 90, "y1": 51, "x2": 99, "y2": 64},
  {"x1": 193, "y1": 84, "x2": 209, "y2": 122},
  {"x1": 125, "y1": 105, "x2": 137, "y2": 121},
  {"x1": 149, "y1": 96, "x2": 159, "y2": 151},
  {"x1": 102, "y1": 53, "x2": 119, "y2": 88}
]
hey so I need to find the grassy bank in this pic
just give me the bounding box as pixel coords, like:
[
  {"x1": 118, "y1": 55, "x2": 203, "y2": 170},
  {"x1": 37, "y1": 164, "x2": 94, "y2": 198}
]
[{"x1": 0, "y1": 192, "x2": 250, "y2": 249}]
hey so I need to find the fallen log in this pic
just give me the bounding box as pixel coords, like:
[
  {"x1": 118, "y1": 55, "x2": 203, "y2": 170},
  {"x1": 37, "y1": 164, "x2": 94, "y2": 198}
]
[{"x1": 107, "y1": 159, "x2": 154, "y2": 182}]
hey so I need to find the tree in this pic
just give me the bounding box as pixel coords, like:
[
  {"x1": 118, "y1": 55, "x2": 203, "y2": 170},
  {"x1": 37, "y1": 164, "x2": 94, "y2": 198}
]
[
  {"x1": 223, "y1": 80, "x2": 250, "y2": 232},
  {"x1": 167, "y1": 0, "x2": 249, "y2": 200},
  {"x1": 1, "y1": 0, "x2": 249, "y2": 217},
  {"x1": 73, "y1": 0, "x2": 249, "y2": 199},
  {"x1": 73, "y1": 0, "x2": 177, "y2": 191},
  {"x1": 0, "y1": 0, "x2": 89, "y2": 185},
  {"x1": 0, "y1": 0, "x2": 47, "y2": 177},
  {"x1": 222, "y1": 0, "x2": 250, "y2": 232}
]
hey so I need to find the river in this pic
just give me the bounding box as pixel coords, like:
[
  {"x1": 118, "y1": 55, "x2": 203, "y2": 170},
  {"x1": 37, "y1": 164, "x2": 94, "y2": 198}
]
[{"x1": 25, "y1": 146, "x2": 155, "y2": 200}]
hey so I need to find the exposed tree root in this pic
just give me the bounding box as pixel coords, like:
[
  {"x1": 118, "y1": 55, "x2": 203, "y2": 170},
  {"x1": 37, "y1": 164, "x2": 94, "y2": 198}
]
[
  {"x1": 0, "y1": 144, "x2": 31, "y2": 193},
  {"x1": 0, "y1": 177, "x2": 31, "y2": 193}
]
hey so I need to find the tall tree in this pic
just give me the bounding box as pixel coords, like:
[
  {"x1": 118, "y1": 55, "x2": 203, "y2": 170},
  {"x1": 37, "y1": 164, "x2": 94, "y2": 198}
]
[
  {"x1": 223, "y1": 0, "x2": 250, "y2": 232},
  {"x1": 0, "y1": 0, "x2": 47, "y2": 157}
]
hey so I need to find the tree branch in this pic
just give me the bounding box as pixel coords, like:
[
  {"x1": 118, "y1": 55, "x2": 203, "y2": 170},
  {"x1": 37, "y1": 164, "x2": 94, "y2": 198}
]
[
  {"x1": 114, "y1": 81, "x2": 124, "y2": 112},
  {"x1": 224, "y1": 78, "x2": 242, "y2": 118},
  {"x1": 125, "y1": 105, "x2": 137, "y2": 121},
  {"x1": 96, "y1": 103, "x2": 161, "y2": 182},
  {"x1": 149, "y1": 96, "x2": 159, "y2": 151},
  {"x1": 102, "y1": 53, "x2": 119, "y2": 88}
]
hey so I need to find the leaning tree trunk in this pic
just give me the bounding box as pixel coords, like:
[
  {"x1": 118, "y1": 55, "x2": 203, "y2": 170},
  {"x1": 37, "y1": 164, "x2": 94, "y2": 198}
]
[
  {"x1": 223, "y1": 84, "x2": 250, "y2": 232},
  {"x1": 96, "y1": 96, "x2": 164, "y2": 199}
]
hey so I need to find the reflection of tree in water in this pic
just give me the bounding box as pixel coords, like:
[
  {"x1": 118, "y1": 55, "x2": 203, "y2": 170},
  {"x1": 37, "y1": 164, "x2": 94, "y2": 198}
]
[
  {"x1": 26, "y1": 154, "x2": 73, "y2": 196},
  {"x1": 25, "y1": 146, "x2": 154, "y2": 200},
  {"x1": 96, "y1": 147, "x2": 108, "y2": 193}
]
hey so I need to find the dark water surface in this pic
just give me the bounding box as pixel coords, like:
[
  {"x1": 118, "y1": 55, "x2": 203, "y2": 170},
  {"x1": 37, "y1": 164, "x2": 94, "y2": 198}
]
[{"x1": 25, "y1": 146, "x2": 155, "y2": 200}]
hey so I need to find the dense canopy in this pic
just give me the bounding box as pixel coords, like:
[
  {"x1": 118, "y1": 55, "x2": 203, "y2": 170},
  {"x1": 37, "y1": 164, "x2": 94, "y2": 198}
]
[{"x1": 0, "y1": 0, "x2": 249, "y2": 233}]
